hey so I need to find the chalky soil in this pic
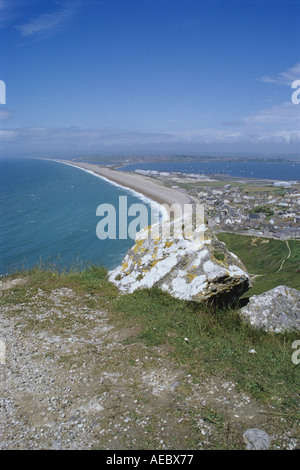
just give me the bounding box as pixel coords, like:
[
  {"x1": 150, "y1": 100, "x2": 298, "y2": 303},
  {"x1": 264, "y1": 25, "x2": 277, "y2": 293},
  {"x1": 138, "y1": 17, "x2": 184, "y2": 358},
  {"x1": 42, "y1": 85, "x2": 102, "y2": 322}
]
[{"x1": 0, "y1": 282, "x2": 297, "y2": 450}]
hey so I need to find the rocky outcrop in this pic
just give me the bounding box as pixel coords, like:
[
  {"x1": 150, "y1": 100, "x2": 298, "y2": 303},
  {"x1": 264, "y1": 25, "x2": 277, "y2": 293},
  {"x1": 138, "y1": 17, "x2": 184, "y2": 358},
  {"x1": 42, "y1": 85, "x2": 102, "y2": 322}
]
[
  {"x1": 108, "y1": 219, "x2": 251, "y2": 304},
  {"x1": 239, "y1": 286, "x2": 300, "y2": 333}
]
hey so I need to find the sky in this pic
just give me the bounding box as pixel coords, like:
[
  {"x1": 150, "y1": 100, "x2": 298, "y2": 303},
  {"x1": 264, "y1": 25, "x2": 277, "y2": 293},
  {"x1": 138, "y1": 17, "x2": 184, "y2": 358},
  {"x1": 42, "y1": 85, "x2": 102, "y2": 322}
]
[{"x1": 0, "y1": 0, "x2": 300, "y2": 158}]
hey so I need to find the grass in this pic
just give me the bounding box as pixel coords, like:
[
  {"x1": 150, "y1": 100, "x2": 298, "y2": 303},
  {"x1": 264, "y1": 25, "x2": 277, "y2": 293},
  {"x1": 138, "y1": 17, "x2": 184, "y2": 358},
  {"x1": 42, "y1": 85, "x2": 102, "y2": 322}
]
[
  {"x1": 216, "y1": 233, "x2": 300, "y2": 296},
  {"x1": 173, "y1": 179, "x2": 290, "y2": 193},
  {"x1": 113, "y1": 287, "x2": 299, "y2": 412},
  {"x1": 250, "y1": 205, "x2": 274, "y2": 216},
  {"x1": 1, "y1": 257, "x2": 299, "y2": 445}
]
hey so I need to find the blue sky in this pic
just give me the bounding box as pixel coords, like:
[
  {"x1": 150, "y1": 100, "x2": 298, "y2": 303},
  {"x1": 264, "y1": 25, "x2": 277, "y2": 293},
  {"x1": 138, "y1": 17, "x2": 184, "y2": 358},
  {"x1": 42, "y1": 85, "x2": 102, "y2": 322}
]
[{"x1": 0, "y1": 0, "x2": 300, "y2": 157}]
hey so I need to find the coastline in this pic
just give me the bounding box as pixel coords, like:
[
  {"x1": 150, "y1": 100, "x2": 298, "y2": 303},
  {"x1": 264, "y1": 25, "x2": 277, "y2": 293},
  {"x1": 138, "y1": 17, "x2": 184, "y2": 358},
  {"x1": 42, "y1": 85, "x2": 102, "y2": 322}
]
[{"x1": 55, "y1": 160, "x2": 194, "y2": 208}]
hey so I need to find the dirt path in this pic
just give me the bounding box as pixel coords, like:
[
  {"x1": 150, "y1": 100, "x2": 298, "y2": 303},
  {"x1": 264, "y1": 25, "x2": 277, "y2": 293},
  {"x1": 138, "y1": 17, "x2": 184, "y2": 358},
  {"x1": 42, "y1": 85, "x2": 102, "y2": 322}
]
[{"x1": 276, "y1": 241, "x2": 291, "y2": 273}]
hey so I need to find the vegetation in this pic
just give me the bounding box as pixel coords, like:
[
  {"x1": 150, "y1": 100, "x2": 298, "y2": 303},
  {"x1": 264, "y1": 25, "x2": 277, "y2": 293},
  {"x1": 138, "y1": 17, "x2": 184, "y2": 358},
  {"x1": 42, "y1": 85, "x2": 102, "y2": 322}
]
[
  {"x1": 1, "y1": 259, "x2": 299, "y2": 447},
  {"x1": 213, "y1": 250, "x2": 225, "y2": 262},
  {"x1": 250, "y1": 205, "x2": 274, "y2": 217},
  {"x1": 217, "y1": 233, "x2": 300, "y2": 296}
]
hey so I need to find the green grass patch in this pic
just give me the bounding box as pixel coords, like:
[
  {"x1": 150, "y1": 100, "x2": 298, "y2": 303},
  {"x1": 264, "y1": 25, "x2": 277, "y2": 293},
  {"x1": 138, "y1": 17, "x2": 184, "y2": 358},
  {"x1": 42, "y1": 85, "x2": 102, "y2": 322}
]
[
  {"x1": 213, "y1": 250, "x2": 225, "y2": 262},
  {"x1": 250, "y1": 205, "x2": 274, "y2": 217},
  {"x1": 1, "y1": 260, "x2": 299, "y2": 436},
  {"x1": 217, "y1": 233, "x2": 300, "y2": 295},
  {"x1": 113, "y1": 286, "x2": 299, "y2": 420}
]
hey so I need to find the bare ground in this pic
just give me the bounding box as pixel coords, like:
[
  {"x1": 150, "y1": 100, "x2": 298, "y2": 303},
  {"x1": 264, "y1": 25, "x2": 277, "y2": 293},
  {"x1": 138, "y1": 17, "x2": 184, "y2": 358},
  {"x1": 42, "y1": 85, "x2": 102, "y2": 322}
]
[{"x1": 0, "y1": 281, "x2": 298, "y2": 450}]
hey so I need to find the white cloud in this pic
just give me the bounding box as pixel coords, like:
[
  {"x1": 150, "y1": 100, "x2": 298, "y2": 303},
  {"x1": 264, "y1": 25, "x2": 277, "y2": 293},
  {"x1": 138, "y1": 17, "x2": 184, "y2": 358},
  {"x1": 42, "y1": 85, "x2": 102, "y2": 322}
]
[
  {"x1": 259, "y1": 63, "x2": 300, "y2": 86},
  {"x1": 172, "y1": 128, "x2": 243, "y2": 144},
  {"x1": 16, "y1": 1, "x2": 80, "y2": 37},
  {"x1": 254, "y1": 130, "x2": 300, "y2": 145},
  {"x1": 243, "y1": 101, "x2": 300, "y2": 127},
  {"x1": 0, "y1": 0, "x2": 18, "y2": 27},
  {"x1": 2, "y1": 124, "x2": 299, "y2": 155},
  {"x1": 1, "y1": 93, "x2": 300, "y2": 156},
  {"x1": 0, "y1": 108, "x2": 12, "y2": 120},
  {"x1": 0, "y1": 129, "x2": 16, "y2": 138}
]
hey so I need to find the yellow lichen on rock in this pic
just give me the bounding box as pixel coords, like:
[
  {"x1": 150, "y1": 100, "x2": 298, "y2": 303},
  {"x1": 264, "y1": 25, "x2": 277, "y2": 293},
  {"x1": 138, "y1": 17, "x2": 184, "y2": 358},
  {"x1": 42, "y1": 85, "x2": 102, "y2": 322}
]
[
  {"x1": 187, "y1": 272, "x2": 197, "y2": 283},
  {"x1": 150, "y1": 259, "x2": 159, "y2": 269},
  {"x1": 108, "y1": 219, "x2": 251, "y2": 304},
  {"x1": 133, "y1": 239, "x2": 144, "y2": 254},
  {"x1": 122, "y1": 261, "x2": 128, "y2": 271}
]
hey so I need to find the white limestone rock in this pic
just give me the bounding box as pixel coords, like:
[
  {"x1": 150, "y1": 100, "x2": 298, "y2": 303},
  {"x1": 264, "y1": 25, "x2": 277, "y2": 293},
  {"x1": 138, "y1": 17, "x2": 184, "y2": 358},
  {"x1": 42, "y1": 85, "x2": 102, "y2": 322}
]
[
  {"x1": 108, "y1": 220, "x2": 251, "y2": 304},
  {"x1": 243, "y1": 428, "x2": 271, "y2": 450},
  {"x1": 239, "y1": 286, "x2": 300, "y2": 333}
]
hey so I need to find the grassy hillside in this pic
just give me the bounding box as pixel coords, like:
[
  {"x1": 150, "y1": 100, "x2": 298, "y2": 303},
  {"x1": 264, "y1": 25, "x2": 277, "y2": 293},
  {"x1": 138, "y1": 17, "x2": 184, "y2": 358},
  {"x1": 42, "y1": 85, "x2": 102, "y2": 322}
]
[
  {"x1": 216, "y1": 233, "x2": 300, "y2": 296},
  {"x1": 1, "y1": 265, "x2": 299, "y2": 449}
]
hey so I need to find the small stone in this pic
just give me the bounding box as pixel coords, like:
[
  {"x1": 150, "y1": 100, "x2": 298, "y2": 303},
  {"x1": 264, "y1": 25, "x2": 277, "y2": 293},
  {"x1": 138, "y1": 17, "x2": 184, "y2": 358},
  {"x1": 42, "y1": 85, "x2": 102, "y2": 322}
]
[
  {"x1": 52, "y1": 440, "x2": 62, "y2": 450},
  {"x1": 243, "y1": 428, "x2": 271, "y2": 450}
]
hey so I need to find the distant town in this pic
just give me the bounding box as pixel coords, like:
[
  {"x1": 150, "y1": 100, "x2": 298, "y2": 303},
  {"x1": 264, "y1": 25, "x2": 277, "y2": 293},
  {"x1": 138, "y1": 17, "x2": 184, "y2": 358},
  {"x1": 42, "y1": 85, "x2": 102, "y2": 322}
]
[{"x1": 133, "y1": 169, "x2": 300, "y2": 240}]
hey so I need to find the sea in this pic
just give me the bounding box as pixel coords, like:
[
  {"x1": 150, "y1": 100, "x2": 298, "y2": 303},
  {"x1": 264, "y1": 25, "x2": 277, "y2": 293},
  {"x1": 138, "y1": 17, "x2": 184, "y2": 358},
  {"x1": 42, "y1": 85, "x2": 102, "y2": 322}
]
[
  {"x1": 0, "y1": 158, "x2": 160, "y2": 276},
  {"x1": 119, "y1": 160, "x2": 300, "y2": 181},
  {"x1": 1, "y1": 157, "x2": 299, "y2": 276}
]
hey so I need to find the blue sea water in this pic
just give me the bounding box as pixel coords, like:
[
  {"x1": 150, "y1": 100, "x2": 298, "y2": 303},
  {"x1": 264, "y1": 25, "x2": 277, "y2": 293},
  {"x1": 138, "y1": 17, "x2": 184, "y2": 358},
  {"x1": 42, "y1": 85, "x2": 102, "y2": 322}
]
[
  {"x1": 120, "y1": 160, "x2": 300, "y2": 181},
  {"x1": 0, "y1": 158, "x2": 157, "y2": 275}
]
